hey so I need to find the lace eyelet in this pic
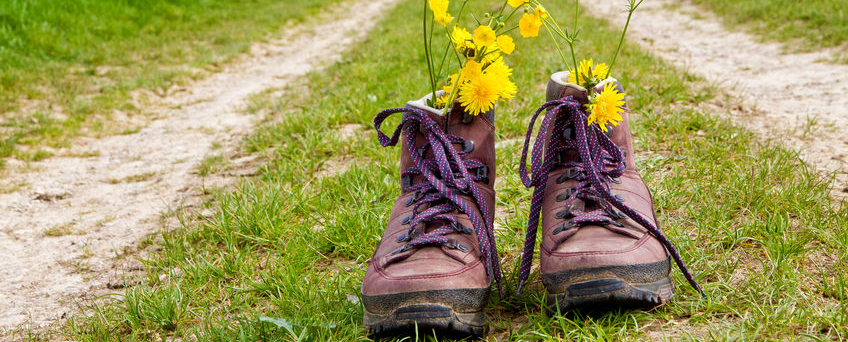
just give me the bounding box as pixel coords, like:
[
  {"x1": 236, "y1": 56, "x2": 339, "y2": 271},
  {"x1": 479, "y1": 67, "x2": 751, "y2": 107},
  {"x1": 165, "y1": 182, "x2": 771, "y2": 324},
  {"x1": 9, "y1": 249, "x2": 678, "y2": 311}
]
[
  {"x1": 610, "y1": 177, "x2": 621, "y2": 184},
  {"x1": 552, "y1": 224, "x2": 564, "y2": 234},
  {"x1": 614, "y1": 194, "x2": 624, "y2": 202},
  {"x1": 556, "y1": 188, "x2": 575, "y2": 202},
  {"x1": 557, "y1": 169, "x2": 578, "y2": 183},
  {"x1": 462, "y1": 140, "x2": 474, "y2": 153},
  {"x1": 391, "y1": 246, "x2": 409, "y2": 255},
  {"x1": 553, "y1": 222, "x2": 577, "y2": 234},
  {"x1": 556, "y1": 174, "x2": 566, "y2": 184},
  {"x1": 552, "y1": 153, "x2": 562, "y2": 166},
  {"x1": 456, "y1": 223, "x2": 473, "y2": 234},
  {"x1": 476, "y1": 165, "x2": 489, "y2": 185},
  {"x1": 401, "y1": 215, "x2": 412, "y2": 224},
  {"x1": 405, "y1": 191, "x2": 424, "y2": 206},
  {"x1": 561, "y1": 127, "x2": 573, "y2": 141}
]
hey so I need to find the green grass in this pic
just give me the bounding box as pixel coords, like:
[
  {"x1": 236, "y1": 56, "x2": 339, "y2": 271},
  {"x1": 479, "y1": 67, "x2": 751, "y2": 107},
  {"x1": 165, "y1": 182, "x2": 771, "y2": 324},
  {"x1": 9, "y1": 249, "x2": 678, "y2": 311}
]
[
  {"x1": 0, "y1": 0, "x2": 343, "y2": 165},
  {"x1": 32, "y1": 0, "x2": 848, "y2": 341},
  {"x1": 691, "y1": 0, "x2": 848, "y2": 51}
]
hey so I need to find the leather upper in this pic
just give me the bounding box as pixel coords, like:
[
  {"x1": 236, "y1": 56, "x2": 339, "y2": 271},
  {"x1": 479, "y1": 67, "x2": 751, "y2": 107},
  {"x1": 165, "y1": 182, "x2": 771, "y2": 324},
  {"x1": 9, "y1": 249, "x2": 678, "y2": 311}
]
[
  {"x1": 539, "y1": 72, "x2": 669, "y2": 275},
  {"x1": 362, "y1": 98, "x2": 496, "y2": 296}
]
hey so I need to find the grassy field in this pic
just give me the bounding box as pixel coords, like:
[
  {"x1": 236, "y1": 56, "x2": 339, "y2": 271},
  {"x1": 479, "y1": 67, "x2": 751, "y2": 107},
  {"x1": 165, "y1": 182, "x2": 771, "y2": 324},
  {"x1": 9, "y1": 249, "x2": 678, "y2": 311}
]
[
  {"x1": 691, "y1": 0, "x2": 848, "y2": 51},
  {"x1": 0, "y1": 0, "x2": 342, "y2": 165},
  {"x1": 22, "y1": 0, "x2": 848, "y2": 340}
]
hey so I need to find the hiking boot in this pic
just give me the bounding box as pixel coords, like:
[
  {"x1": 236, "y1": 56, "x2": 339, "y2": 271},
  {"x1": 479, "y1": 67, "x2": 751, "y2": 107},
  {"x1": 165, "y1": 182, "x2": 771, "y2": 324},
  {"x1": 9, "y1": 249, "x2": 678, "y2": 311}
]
[
  {"x1": 516, "y1": 71, "x2": 704, "y2": 312},
  {"x1": 363, "y1": 92, "x2": 500, "y2": 338}
]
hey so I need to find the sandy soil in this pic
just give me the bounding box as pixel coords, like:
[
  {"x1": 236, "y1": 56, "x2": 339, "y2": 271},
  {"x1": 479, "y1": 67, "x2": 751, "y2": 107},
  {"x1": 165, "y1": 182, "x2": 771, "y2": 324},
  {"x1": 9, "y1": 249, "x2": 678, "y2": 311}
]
[
  {"x1": 0, "y1": 0, "x2": 398, "y2": 333},
  {"x1": 582, "y1": 0, "x2": 848, "y2": 198}
]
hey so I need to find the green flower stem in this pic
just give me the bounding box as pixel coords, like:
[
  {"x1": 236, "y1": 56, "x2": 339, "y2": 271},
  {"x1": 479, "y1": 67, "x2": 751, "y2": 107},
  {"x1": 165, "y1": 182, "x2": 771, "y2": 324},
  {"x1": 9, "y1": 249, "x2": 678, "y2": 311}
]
[
  {"x1": 570, "y1": 0, "x2": 580, "y2": 72},
  {"x1": 500, "y1": 6, "x2": 522, "y2": 32},
  {"x1": 436, "y1": 31, "x2": 453, "y2": 76},
  {"x1": 500, "y1": 25, "x2": 519, "y2": 35},
  {"x1": 489, "y1": 0, "x2": 509, "y2": 28},
  {"x1": 443, "y1": 53, "x2": 469, "y2": 113},
  {"x1": 605, "y1": 0, "x2": 643, "y2": 79},
  {"x1": 539, "y1": 0, "x2": 578, "y2": 71},
  {"x1": 434, "y1": 0, "x2": 469, "y2": 82},
  {"x1": 542, "y1": 19, "x2": 569, "y2": 71},
  {"x1": 424, "y1": 0, "x2": 438, "y2": 104}
]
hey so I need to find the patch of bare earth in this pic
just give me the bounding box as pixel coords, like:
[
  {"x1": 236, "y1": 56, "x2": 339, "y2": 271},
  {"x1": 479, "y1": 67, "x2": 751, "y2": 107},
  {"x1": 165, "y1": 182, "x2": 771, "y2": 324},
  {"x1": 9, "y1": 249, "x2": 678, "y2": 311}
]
[
  {"x1": 0, "y1": 0, "x2": 398, "y2": 334},
  {"x1": 583, "y1": 0, "x2": 848, "y2": 199}
]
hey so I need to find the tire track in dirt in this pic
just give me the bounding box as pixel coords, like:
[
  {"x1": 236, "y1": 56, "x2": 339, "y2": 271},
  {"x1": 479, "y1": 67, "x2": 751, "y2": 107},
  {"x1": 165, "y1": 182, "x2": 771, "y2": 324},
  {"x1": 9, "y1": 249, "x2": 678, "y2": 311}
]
[
  {"x1": 0, "y1": 0, "x2": 398, "y2": 332},
  {"x1": 583, "y1": 0, "x2": 848, "y2": 198}
]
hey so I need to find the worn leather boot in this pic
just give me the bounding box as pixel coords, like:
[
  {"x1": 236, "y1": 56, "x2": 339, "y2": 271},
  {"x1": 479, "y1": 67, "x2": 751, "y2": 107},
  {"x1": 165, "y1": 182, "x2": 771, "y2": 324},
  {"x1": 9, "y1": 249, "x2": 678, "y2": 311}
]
[
  {"x1": 363, "y1": 93, "x2": 500, "y2": 337},
  {"x1": 516, "y1": 71, "x2": 703, "y2": 312}
]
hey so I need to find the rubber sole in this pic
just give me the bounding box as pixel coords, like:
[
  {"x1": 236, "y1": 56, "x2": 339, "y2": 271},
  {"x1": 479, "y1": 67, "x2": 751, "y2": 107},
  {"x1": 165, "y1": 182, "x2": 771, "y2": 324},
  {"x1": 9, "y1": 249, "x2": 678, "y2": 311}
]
[
  {"x1": 362, "y1": 288, "x2": 489, "y2": 339},
  {"x1": 541, "y1": 258, "x2": 674, "y2": 313}
]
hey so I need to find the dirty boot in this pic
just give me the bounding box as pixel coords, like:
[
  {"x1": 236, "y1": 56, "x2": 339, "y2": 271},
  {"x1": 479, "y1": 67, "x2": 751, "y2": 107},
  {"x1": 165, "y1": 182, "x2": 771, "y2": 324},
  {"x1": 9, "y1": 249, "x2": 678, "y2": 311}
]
[
  {"x1": 516, "y1": 71, "x2": 704, "y2": 313},
  {"x1": 362, "y1": 93, "x2": 501, "y2": 338}
]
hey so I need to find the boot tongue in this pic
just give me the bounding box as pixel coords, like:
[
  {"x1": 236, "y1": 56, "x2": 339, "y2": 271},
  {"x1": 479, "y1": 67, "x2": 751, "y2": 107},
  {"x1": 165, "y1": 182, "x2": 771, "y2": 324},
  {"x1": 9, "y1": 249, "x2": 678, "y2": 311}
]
[
  {"x1": 398, "y1": 103, "x2": 445, "y2": 191},
  {"x1": 399, "y1": 94, "x2": 496, "y2": 193},
  {"x1": 546, "y1": 72, "x2": 589, "y2": 103}
]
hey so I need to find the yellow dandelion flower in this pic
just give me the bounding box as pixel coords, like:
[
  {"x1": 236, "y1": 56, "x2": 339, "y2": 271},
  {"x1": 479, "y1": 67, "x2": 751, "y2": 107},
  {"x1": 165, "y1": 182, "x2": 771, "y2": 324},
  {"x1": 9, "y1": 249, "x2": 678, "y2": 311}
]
[
  {"x1": 459, "y1": 73, "x2": 500, "y2": 115},
  {"x1": 567, "y1": 59, "x2": 610, "y2": 86},
  {"x1": 534, "y1": 5, "x2": 548, "y2": 19},
  {"x1": 519, "y1": 13, "x2": 542, "y2": 38},
  {"x1": 451, "y1": 26, "x2": 473, "y2": 50},
  {"x1": 593, "y1": 62, "x2": 610, "y2": 80},
  {"x1": 428, "y1": 0, "x2": 453, "y2": 26},
  {"x1": 507, "y1": 0, "x2": 528, "y2": 8},
  {"x1": 496, "y1": 35, "x2": 515, "y2": 54},
  {"x1": 434, "y1": 94, "x2": 451, "y2": 108},
  {"x1": 428, "y1": 0, "x2": 448, "y2": 13},
  {"x1": 567, "y1": 59, "x2": 591, "y2": 84},
  {"x1": 586, "y1": 82, "x2": 626, "y2": 133},
  {"x1": 483, "y1": 58, "x2": 512, "y2": 80},
  {"x1": 473, "y1": 25, "x2": 496, "y2": 47},
  {"x1": 484, "y1": 58, "x2": 517, "y2": 99},
  {"x1": 462, "y1": 60, "x2": 483, "y2": 83},
  {"x1": 499, "y1": 79, "x2": 518, "y2": 99},
  {"x1": 434, "y1": 11, "x2": 453, "y2": 26}
]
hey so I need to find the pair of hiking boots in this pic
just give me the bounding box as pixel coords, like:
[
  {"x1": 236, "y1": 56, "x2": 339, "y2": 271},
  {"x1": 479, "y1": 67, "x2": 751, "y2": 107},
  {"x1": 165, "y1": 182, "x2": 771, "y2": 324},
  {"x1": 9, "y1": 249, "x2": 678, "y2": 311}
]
[{"x1": 363, "y1": 71, "x2": 702, "y2": 338}]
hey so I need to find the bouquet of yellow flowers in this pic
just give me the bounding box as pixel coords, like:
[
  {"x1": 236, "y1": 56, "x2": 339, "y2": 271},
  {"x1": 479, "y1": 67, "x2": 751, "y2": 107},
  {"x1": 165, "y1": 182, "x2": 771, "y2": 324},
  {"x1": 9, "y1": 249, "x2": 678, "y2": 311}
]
[
  {"x1": 422, "y1": 0, "x2": 549, "y2": 116},
  {"x1": 526, "y1": 0, "x2": 643, "y2": 132}
]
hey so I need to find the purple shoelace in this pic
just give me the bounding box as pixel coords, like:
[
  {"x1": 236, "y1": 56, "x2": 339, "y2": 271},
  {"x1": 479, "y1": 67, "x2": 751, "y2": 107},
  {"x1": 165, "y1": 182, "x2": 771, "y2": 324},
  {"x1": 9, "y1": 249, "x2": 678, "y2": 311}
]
[
  {"x1": 516, "y1": 97, "x2": 705, "y2": 297},
  {"x1": 374, "y1": 107, "x2": 502, "y2": 291}
]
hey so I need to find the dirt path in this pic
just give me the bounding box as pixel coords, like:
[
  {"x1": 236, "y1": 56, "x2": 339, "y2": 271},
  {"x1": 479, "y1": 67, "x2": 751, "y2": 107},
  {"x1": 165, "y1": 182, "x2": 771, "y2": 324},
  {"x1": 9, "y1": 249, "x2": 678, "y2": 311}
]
[
  {"x1": 583, "y1": 0, "x2": 848, "y2": 198},
  {"x1": 0, "y1": 0, "x2": 398, "y2": 332}
]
